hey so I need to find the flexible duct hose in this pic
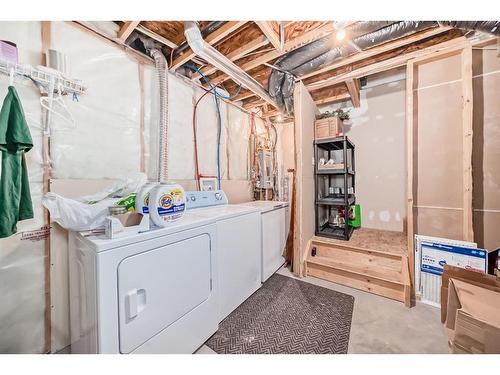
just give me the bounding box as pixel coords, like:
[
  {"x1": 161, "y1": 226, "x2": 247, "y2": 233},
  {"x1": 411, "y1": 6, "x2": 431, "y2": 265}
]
[
  {"x1": 269, "y1": 20, "x2": 500, "y2": 114},
  {"x1": 150, "y1": 49, "x2": 169, "y2": 183}
]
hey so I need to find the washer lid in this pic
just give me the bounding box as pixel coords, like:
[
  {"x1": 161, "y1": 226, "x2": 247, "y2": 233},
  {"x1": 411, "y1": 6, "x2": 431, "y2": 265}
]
[
  {"x1": 191, "y1": 204, "x2": 260, "y2": 220},
  {"x1": 78, "y1": 212, "x2": 215, "y2": 252},
  {"x1": 238, "y1": 200, "x2": 289, "y2": 213}
]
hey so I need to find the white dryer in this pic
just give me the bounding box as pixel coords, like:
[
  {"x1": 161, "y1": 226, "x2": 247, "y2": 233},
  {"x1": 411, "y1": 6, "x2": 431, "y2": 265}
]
[
  {"x1": 239, "y1": 200, "x2": 290, "y2": 282},
  {"x1": 68, "y1": 211, "x2": 218, "y2": 354},
  {"x1": 186, "y1": 190, "x2": 261, "y2": 322}
]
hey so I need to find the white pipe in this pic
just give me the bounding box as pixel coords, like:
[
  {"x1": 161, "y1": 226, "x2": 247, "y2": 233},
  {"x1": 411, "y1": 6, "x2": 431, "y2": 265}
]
[{"x1": 183, "y1": 21, "x2": 280, "y2": 110}]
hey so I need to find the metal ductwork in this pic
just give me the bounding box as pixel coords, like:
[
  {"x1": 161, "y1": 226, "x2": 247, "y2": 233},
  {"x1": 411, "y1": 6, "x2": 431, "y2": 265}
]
[
  {"x1": 183, "y1": 21, "x2": 280, "y2": 110},
  {"x1": 174, "y1": 21, "x2": 226, "y2": 58},
  {"x1": 438, "y1": 21, "x2": 500, "y2": 35},
  {"x1": 269, "y1": 21, "x2": 500, "y2": 114}
]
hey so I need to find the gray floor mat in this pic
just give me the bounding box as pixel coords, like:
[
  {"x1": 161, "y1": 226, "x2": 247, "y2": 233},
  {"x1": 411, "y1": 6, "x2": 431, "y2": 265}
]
[{"x1": 206, "y1": 273, "x2": 354, "y2": 354}]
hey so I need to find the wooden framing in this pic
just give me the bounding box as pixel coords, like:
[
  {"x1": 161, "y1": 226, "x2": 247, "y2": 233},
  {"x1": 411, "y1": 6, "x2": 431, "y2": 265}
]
[
  {"x1": 461, "y1": 45, "x2": 474, "y2": 242},
  {"x1": 41, "y1": 20, "x2": 52, "y2": 353},
  {"x1": 170, "y1": 21, "x2": 247, "y2": 70},
  {"x1": 300, "y1": 26, "x2": 452, "y2": 82},
  {"x1": 211, "y1": 22, "x2": 336, "y2": 85},
  {"x1": 345, "y1": 78, "x2": 360, "y2": 107},
  {"x1": 314, "y1": 92, "x2": 351, "y2": 106},
  {"x1": 405, "y1": 41, "x2": 475, "y2": 298},
  {"x1": 117, "y1": 21, "x2": 140, "y2": 43},
  {"x1": 135, "y1": 24, "x2": 178, "y2": 49},
  {"x1": 307, "y1": 37, "x2": 467, "y2": 91},
  {"x1": 199, "y1": 35, "x2": 269, "y2": 77},
  {"x1": 405, "y1": 61, "x2": 415, "y2": 299},
  {"x1": 255, "y1": 21, "x2": 282, "y2": 51}
]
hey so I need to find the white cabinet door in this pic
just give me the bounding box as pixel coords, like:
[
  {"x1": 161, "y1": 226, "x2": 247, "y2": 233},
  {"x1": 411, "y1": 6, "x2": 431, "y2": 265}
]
[
  {"x1": 261, "y1": 208, "x2": 286, "y2": 282},
  {"x1": 117, "y1": 233, "x2": 212, "y2": 353}
]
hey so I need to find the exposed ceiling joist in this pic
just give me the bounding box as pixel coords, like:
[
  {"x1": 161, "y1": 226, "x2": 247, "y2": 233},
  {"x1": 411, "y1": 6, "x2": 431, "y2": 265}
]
[
  {"x1": 243, "y1": 98, "x2": 266, "y2": 109},
  {"x1": 299, "y1": 26, "x2": 452, "y2": 82},
  {"x1": 345, "y1": 79, "x2": 360, "y2": 107},
  {"x1": 307, "y1": 36, "x2": 467, "y2": 91},
  {"x1": 261, "y1": 109, "x2": 281, "y2": 118},
  {"x1": 170, "y1": 21, "x2": 247, "y2": 70},
  {"x1": 256, "y1": 21, "x2": 282, "y2": 51},
  {"x1": 117, "y1": 21, "x2": 140, "y2": 43},
  {"x1": 211, "y1": 22, "x2": 336, "y2": 85},
  {"x1": 135, "y1": 24, "x2": 178, "y2": 49},
  {"x1": 197, "y1": 35, "x2": 269, "y2": 78},
  {"x1": 233, "y1": 91, "x2": 258, "y2": 102},
  {"x1": 314, "y1": 92, "x2": 351, "y2": 106}
]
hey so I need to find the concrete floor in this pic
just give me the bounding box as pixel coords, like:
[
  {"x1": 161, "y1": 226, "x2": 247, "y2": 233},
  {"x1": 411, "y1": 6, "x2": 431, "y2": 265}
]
[{"x1": 197, "y1": 266, "x2": 449, "y2": 354}]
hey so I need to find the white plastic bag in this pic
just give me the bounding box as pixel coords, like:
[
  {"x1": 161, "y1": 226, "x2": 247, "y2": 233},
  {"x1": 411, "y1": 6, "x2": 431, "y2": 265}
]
[{"x1": 42, "y1": 173, "x2": 147, "y2": 231}]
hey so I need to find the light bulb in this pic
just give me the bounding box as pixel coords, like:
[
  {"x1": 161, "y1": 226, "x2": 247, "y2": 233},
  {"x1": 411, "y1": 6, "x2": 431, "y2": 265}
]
[{"x1": 335, "y1": 29, "x2": 346, "y2": 41}]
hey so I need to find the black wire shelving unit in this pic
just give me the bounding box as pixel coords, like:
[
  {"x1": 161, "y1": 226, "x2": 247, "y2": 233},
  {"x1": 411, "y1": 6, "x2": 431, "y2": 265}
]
[{"x1": 314, "y1": 136, "x2": 356, "y2": 241}]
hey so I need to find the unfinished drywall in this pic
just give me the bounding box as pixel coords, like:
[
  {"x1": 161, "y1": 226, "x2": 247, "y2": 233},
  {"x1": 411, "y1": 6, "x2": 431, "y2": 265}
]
[
  {"x1": 0, "y1": 21, "x2": 45, "y2": 354},
  {"x1": 319, "y1": 69, "x2": 407, "y2": 232},
  {"x1": 472, "y1": 42, "x2": 500, "y2": 251},
  {"x1": 293, "y1": 82, "x2": 318, "y2": 275},
  {"x1": 413, "y1": 54, "x2": 465, "y2": 241}
]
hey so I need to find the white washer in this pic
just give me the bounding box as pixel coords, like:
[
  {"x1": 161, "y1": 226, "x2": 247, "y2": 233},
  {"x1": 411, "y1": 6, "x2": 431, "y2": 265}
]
[
  {"x1": 186, "y1": 190, "x2": 262, "y2": 322},
  {"x1": 68, "y1": 211, "x2": 218, "y2": 354},
  {"x1": 239, "y1": 200, "x2": 290, "y2": 282}
]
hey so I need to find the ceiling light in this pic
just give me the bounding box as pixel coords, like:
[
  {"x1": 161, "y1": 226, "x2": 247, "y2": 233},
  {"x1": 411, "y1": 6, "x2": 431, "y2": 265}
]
[{"x1": 335, "y1": 29, "x2": 346, "y2": 41}]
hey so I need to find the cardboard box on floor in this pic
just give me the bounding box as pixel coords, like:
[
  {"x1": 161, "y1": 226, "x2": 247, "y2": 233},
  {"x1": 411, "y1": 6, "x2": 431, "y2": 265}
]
[{"x1": 441, "y1": 266, "x2": 500, "y2": 354}]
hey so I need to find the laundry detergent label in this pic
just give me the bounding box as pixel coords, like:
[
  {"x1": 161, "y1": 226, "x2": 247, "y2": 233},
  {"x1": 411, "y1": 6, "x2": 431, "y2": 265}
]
[
  {"x1": 157, "y1": 189, "x2": 185, "y2": 218},
  {"x1": 142, "y1": 195, "x2": 149, "y2": 214}
]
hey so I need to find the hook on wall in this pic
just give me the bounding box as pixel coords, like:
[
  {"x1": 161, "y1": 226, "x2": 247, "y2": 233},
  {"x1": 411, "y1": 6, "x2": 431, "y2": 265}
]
[{"x1": 9, "y1": 67, "x2": 14, "y2": 86}]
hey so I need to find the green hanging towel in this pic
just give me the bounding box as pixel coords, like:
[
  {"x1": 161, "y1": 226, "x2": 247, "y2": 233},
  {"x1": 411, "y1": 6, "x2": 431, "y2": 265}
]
[{"x1": 0, "y1": 86, "x2": 34, "y2": 238}]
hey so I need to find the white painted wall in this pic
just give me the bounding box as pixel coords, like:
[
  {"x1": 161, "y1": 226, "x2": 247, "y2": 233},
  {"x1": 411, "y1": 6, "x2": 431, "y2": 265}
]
[{"x1": 320, "y1": 69, "x2": 406, "y2": 232}]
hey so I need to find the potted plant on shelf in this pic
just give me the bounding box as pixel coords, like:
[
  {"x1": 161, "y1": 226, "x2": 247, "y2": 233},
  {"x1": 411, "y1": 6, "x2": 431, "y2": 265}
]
[{"x1": 315, "y1": 108, "x2": 352, "y2": 125}]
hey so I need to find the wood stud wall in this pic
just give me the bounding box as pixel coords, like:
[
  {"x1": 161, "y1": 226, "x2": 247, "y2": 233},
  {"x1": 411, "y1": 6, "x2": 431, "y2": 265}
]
[{"x1": 405, "y1": 40, "x2": 476, "y2": 298}]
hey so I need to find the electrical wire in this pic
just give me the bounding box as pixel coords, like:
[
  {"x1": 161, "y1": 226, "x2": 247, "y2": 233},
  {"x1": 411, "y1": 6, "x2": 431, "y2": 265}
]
[
  {"x1": 192, "y1": 79, "x2": 226, "y2": 190},
  {"x1": 184, "y1": 64, "x2": 242, "y2": 100},
  {"x1": 192, "y1": 88, "x2": 213, "y2": 190},
  {"x1": 214, "y1": 94, "x2": 222, "y2": 190}
]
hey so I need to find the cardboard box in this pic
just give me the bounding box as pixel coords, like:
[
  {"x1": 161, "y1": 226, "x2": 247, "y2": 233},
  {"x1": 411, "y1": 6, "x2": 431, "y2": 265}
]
[
  {"x1": 441, "y1": 265, "x2": 500, "y2": 323},
  {"x1": 445, "y1": 278, "x2": 500, "y2": 353},
  {"x1": 315, "y1": 117, "x2": 343, "y2": 139}
]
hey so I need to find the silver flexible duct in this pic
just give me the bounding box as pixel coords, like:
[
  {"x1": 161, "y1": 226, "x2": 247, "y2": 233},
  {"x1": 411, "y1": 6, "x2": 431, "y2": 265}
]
[
  {"x1": 184, "y1": 21, "x2": 279, "y2": 109},
  {"x1": 438, "y1": 21, "x2": 500, "y2": 34},
  {"x1": 269, "y1": 20, "x2": 500, "y2": 114},
  {"x1": 150, "y1": 49, "x2": 169, "y2": 182}
]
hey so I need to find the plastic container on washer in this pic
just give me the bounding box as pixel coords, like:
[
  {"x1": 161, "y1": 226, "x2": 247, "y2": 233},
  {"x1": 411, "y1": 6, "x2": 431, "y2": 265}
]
[
  {"x1": 135, "y1": 182, "x2": 158, "y2": 214},
  {"x1": 148, "y1": 183, "x2": 186, "y2": 227}
]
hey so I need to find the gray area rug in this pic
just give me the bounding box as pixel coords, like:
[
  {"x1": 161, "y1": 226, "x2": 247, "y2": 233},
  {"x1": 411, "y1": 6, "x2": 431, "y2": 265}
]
[{"x1": 206, "y1": 273, "x2": 354, "y2": 354}]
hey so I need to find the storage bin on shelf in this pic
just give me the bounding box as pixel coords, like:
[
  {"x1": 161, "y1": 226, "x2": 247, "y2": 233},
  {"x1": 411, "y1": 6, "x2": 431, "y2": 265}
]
[{"x1": 315, "y1": 117, "x2": 343, "y2": 140}]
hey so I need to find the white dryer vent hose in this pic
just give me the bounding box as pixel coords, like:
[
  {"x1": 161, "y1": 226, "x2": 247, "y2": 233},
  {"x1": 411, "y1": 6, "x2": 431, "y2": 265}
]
[{"x1": 150, "y1": 49, "x2": 169, "y2": 183}]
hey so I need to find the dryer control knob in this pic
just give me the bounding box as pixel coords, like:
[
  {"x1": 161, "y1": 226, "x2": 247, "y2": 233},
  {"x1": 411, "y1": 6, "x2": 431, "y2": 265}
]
[
  {"x1": 190, "y1": 196, "x2": 196, "y2": 201},
  {"x1": 215, "y1": 192, "x2": 222, "y2": 200}
]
